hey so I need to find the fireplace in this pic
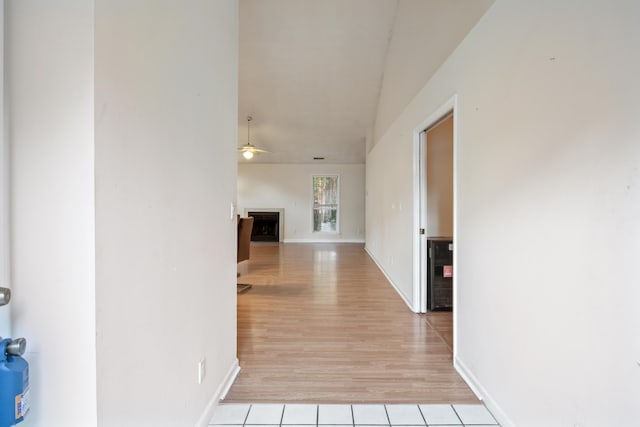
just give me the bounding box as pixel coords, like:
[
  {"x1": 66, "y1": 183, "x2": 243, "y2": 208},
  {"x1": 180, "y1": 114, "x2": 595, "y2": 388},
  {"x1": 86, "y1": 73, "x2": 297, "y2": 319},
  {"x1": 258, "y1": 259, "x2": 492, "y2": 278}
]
[{"x1": 248, "y1": 211, "x2": 280, "y2": 242}]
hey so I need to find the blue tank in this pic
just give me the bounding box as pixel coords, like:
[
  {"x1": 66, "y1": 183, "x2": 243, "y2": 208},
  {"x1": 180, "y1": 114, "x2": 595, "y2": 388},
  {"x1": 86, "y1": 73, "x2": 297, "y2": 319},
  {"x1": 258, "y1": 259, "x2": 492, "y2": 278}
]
[{"x1": 0, "y1": 338, "x2": 29, "y2": 427}]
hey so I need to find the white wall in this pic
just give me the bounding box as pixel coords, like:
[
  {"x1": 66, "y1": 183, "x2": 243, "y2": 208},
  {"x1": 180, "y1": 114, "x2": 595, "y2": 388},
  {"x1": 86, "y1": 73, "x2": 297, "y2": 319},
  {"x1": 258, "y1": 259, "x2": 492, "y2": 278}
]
[
  {"x1": 95, "y1": 1, "x2": 239, "y2": 426},
  {"x1": 367, "y1": 0, "x2": 640, "y2": 425},
  {"x1": 365, "y1": 138, "x2": 414, "y2": 303},
  {"x1": 238, "y1": 163, "x2": 365, "y2": 242},
  {"x1": 6, "y1": 1, "x2": 97, "y2": 425},
  {"x1": 372, "y1": 0, "x2": 493, "y2": 145}
]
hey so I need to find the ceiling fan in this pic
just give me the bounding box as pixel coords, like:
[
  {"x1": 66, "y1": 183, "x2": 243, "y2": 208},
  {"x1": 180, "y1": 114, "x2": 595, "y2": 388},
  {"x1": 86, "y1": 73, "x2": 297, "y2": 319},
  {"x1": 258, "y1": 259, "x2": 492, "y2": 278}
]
[{"x1": 238, "y1": 116, "x2": 269, "y2": 159}]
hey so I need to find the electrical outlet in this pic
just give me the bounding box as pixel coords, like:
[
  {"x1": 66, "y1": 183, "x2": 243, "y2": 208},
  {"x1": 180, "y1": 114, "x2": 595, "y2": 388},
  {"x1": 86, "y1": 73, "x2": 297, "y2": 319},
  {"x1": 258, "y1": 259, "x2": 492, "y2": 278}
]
[{"x1": 197, "y1": 358, "x2": 206, "y2": 384}]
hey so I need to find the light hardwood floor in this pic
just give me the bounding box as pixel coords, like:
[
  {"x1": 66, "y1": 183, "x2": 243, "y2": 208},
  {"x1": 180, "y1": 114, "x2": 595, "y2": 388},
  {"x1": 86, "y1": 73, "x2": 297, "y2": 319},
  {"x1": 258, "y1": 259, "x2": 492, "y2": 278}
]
[{"x1": 225, "y1": 242, "x2": 478, "y2": 404}]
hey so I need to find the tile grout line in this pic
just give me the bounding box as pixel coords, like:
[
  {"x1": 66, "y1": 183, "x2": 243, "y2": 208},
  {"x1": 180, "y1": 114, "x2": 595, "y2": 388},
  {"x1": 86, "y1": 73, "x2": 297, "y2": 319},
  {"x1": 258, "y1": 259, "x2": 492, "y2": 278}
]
[
  {"x1": 449, "y1": 404, "x2": 464, "y2": 426},
  {"x1": 243, "y1": 404, "x2": 253, "y2": 427},
  {"x1": 382, "y1": 404, "x2": 391, "y2": 426},
  {"x1": 416, "y1": 404, "x2": 428, "y2": 427},
  {"x1": 350, "y1": 405, "x2": 355, "y2": 427},
  {"x1": 280, "y1": 404, "x2": 286, "y2": 427}
]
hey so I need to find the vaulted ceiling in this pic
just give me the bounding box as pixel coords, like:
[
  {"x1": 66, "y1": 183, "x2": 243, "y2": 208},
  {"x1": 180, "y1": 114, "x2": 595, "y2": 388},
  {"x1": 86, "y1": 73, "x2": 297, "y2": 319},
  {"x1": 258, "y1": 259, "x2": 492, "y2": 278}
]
[{"x1": 238, "y1": 0, "x2": 494, "y2": 164}]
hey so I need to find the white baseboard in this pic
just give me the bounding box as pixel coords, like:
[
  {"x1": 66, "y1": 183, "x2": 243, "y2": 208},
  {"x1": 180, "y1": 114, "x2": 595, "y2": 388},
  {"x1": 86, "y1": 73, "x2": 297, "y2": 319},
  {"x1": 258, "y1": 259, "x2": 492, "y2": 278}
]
[
  {"x1": 195, "y1": 358, "x2": 241, "y2": 427},
  {"x1": 283, "y1": 238, "x2": 365, "y2": 243},
  {"x1": 454, "y1": 356, "x2": 514, "y2": 427},
  {"x1": 364, "y1": 246, "x2": 413, "y2": 311}
]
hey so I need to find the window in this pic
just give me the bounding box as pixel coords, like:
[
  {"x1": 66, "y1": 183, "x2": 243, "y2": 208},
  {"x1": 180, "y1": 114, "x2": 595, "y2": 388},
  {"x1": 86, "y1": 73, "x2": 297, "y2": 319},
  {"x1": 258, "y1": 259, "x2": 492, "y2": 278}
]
[{"x1": 313, "y1": 175, "x2": 339, "y2": 233}]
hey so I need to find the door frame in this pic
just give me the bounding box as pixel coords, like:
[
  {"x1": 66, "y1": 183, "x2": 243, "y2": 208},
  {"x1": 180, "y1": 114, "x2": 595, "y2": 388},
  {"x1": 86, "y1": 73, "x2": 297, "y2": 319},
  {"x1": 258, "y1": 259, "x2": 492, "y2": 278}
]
[
  {"x1": 0, "y1": 2, "x2": 11, "y2": 337},
  {"x1": 412, "y1": 95, "x2": 458, "y2": 324}
]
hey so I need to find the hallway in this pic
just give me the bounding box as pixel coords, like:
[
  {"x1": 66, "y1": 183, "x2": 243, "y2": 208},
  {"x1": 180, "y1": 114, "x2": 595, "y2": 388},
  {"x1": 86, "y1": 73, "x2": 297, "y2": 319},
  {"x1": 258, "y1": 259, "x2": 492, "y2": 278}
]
[{"x1": 225, "y1": 243, "x2": 477, "y2": 403}]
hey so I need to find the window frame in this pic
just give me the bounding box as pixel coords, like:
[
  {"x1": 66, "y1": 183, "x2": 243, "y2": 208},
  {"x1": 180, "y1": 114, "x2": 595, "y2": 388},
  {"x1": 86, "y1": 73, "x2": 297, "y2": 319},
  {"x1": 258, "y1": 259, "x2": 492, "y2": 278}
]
[{"x1": 311, "y1": 174, "x2": 340, "y2": 234}]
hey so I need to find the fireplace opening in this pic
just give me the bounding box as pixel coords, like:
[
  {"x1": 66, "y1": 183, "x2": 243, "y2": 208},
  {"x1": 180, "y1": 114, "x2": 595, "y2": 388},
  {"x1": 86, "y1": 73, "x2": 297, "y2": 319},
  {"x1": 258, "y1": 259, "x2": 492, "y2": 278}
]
[{"x1": 248, "y1": 211, "x2": 280, "y2": 242}]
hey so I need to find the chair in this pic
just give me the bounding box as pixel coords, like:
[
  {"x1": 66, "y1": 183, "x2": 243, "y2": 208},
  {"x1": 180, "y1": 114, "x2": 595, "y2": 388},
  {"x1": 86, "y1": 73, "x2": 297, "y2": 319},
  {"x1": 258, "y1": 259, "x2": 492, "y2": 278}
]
[{"x1": 237, "y1": 216, "x2": 254, "y2": 293}]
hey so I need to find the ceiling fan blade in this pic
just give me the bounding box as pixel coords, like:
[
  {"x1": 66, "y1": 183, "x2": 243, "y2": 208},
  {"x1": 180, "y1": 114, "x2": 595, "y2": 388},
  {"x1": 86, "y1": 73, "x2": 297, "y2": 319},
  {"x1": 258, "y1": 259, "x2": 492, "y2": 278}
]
[{"x1": 237, "y1": 145, "x2": 269, "y2": 154}]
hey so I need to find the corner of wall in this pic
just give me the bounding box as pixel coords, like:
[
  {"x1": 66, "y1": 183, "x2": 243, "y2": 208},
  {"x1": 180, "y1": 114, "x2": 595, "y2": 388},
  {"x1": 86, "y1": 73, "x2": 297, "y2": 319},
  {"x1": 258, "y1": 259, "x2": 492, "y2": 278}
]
[
  {"x1": 364, "y1": 246, "x2": 415, "y2": 312},
  {"x1": 453, "y1": 357, "x2": 515, "y2": 427},
  {"x1": 194, "y1": 359, "x2": 241, "y2": 427}
]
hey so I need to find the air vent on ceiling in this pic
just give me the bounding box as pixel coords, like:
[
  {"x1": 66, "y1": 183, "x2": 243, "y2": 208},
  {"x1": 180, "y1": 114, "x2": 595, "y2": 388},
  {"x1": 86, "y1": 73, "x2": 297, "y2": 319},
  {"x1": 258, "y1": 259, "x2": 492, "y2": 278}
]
[{"x1": 313, "y1": 157, "x2": 325, "y2": 160}]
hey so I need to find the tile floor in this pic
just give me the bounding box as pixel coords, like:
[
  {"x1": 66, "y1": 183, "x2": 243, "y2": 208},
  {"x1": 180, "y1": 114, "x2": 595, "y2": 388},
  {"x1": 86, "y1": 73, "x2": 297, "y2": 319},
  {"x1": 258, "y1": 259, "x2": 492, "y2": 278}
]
[{"x1": 209, "y1": 403, "x2": 499, "y2": 427}]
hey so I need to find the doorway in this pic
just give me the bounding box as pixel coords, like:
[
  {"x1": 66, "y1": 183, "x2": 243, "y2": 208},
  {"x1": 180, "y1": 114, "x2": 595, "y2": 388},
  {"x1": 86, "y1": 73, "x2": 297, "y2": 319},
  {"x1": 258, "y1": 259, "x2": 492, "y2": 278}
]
[
  {"x1": 424, "y1": 113, "x2": 454, "y2": 313},
  {"x1": 412, "y1": 95, "x2": 457, "y2": 350}
]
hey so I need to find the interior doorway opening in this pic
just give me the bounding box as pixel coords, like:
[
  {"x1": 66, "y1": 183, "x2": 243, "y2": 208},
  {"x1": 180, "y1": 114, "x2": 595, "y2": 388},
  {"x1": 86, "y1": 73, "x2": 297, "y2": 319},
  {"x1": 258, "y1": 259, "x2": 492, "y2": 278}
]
[
  {"x1": 234, "y1": 94, "x2": 478, "y2": 402},
  {"x1": 412, "y1": 95, "x2": 457, "y2": 351},
  {"x1": 424, "y1": 113, "x2": 454, "y2": 311}
]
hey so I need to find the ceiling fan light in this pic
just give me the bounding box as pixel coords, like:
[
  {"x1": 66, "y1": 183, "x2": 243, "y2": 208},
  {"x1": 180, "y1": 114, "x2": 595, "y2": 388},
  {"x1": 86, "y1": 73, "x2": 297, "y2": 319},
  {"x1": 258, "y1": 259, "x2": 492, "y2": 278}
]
[{"x1": 238, "y1": 116, "x2": 269, "y2": 159}]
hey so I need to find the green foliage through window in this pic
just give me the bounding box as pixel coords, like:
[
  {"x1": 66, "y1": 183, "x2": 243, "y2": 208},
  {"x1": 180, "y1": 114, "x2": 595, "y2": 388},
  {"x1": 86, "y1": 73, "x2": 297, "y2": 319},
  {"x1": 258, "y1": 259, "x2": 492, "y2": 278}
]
[{"x1": 313, "y1": 176, "x2": 338, "y2": 232}]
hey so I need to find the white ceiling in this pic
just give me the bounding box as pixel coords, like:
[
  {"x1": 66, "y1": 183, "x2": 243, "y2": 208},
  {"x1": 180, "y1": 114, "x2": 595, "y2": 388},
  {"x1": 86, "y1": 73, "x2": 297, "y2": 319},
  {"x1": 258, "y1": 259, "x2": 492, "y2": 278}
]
[{"x1": 238, "y1": 0, "x2": 493, "y2": 164}]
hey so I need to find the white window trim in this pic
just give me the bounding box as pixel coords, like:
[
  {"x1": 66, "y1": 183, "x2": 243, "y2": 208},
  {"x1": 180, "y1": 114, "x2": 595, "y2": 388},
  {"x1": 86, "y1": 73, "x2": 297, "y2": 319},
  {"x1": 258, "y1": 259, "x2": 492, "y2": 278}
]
[{"x1": 311, "y1": 174, "x2": 340, "y2": 234}]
